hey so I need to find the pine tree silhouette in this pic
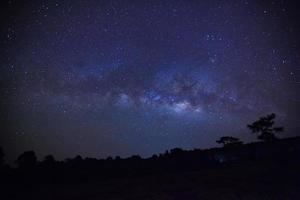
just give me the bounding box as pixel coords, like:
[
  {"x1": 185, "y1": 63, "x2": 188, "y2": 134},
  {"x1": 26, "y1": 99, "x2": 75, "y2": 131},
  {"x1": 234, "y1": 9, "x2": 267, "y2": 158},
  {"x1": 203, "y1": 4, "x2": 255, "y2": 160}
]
[{"x1": 247, "y1": 113, "x2": 284, "y2": 141}]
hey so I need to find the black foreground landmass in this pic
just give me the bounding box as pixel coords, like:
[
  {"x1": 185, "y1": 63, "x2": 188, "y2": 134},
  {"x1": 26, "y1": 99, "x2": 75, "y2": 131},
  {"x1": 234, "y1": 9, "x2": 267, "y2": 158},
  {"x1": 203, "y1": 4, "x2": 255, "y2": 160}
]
[{"x1": 1, "y1": 137, "x2": 300, "y2": 200}]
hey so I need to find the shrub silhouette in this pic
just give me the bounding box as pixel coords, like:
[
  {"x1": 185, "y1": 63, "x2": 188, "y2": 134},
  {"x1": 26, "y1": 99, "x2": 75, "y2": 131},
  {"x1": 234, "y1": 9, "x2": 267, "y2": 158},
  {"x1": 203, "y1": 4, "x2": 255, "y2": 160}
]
[
  {"x1": 247, "y1": 113, "x2": 284, "y2": 141},
  {"x1": 128, "y1": 155, "x2": 141, "y2": 161},
  {"x1": 73, "y1": 155, "x2": 83, "y2": 162},
  {"x1": 43, "y1": 155, "x2": 55, "y2": 164},
  {"x1": 170, "y1": 148, "x2": 184, "y2": 157},
  {"x1": 216, "y1": 136, "x2": 243, "y2": 147},
  {"x1": 16, "y1": 151, "x2": 37, "y2": 169}
]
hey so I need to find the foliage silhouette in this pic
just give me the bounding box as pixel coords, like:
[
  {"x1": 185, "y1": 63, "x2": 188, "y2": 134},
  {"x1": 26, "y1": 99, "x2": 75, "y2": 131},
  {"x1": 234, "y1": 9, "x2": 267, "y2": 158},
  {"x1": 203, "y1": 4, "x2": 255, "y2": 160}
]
[
  {"x1": 43, "y1": 155, "x2": 55, "y2": 165},
  {"x1": 247, "y1": 113, "x2": 284, "y2": 141},
  {"x1": 216, "y1": 136, "x2": 243, "y2": 147},
  {"x1": 73, "y1": 155, "x2": 83, "y2": 161},
  {"x1": 170, "y1": 148, "x2": 184, "y2": 154},
  {"x1": 16, "y1": 151, "x2": 37, "y2": 169}
]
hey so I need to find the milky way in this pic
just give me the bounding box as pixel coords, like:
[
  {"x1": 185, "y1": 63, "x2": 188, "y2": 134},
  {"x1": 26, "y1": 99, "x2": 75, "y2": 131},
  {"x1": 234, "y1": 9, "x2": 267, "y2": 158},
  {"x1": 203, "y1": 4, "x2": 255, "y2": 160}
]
[{"x1": 1, "y1": 0, "x2": 299, "y2": 162}]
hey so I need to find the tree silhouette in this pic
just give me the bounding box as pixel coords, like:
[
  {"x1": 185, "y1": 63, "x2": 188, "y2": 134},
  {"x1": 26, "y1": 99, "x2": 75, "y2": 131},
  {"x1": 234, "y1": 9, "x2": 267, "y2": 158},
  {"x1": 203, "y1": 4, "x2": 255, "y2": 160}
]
[
  {"x1": 216, "y1": 136, "x2": 243, "y2": 147},
  {"x1": 170, "y1": 148, "x2": 184, "y2": 155},
  {"x1": 73, "y1": 155, "x2": 83, "y2": 162},
  {"x1": 43, "y1": 155, "x2": 55, "y2": 164},
  {"x1": 247, "y1": 113, "x2": 284, "y2": 141},
  {"x1": 16, "y1": 151, "x2": 37, "y2": 169}
]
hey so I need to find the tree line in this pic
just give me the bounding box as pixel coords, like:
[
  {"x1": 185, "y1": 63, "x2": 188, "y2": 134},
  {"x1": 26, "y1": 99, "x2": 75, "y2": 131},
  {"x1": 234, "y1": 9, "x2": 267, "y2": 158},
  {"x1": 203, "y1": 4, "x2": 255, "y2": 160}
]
[{"x1": 0, "y1": 113, "x2": 285, "y2": 170}]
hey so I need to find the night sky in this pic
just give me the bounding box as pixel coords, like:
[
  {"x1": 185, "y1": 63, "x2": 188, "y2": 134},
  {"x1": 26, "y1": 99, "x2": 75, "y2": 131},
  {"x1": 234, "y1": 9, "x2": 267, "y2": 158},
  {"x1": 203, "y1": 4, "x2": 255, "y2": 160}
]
[{"x1": 1, "y1": 0, "x2": 299, "y2": 163}]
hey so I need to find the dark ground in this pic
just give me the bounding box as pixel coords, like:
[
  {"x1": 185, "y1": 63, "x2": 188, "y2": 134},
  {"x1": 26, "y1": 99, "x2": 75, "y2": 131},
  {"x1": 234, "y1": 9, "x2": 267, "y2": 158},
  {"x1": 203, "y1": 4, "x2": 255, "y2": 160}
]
[
  {"x1": 2, "y1": 160, "x2": 300, "y2": 200},
  {"x1": 1, "y1": 138, "x2": 300, "y2": 200}
]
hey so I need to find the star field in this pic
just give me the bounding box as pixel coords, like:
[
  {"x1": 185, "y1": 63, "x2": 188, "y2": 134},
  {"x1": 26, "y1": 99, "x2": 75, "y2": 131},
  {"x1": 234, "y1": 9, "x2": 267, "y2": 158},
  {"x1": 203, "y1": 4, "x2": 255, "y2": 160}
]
[{"x1": 0, "y1": 0, "x2": 299, "y2": 162}]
